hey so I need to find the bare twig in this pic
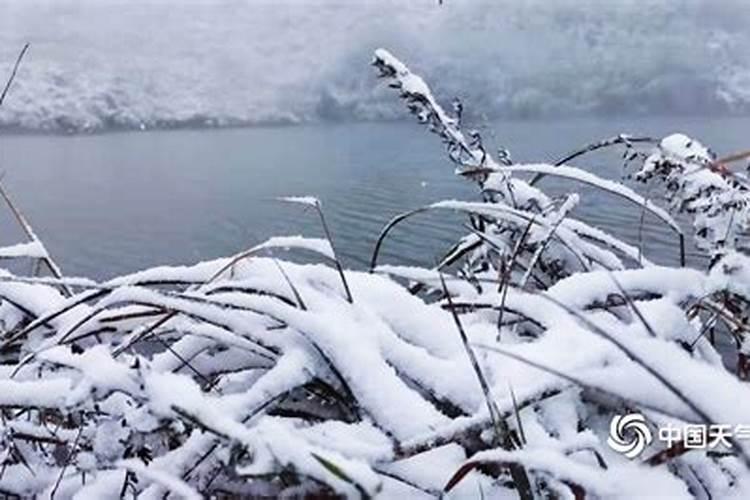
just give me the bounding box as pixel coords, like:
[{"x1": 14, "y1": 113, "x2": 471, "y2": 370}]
[
  {"x1": 0, "y1": 43, "x2": 30, "y2": 108},
  {"x1": 529, "y1": 134, "x2": 656, "y2": 186},
  {"x1": 313, "y1": 201, "x2": 353, "y2": 303},
  {"x1": 438, "y1": 270, "x2": 534, "y2": 500},
  {"x1": 0, "y1": 180, "x2": 72, "y2": 296}
]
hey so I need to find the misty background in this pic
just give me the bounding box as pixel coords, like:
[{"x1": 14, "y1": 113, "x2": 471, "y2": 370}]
[{"x1": 1, "y1": 0, "x2": 750, "y2": 133}]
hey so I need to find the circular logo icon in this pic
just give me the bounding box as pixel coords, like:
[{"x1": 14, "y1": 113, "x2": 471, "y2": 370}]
[{"x1": 607, "y1": 413, "x2": 653, "y2": 458}]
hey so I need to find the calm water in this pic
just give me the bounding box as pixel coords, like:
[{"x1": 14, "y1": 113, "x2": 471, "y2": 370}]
[{"x1": 0, "y1": 116, "x2": 748, "y2": 279}]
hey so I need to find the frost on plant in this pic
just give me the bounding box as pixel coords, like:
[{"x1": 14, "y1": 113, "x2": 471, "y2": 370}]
[
  {"x1": 0, "y1": 51, "x2": 749, "y2": 499},
  {"x1": 634, "y1": 133, "x2": 750, "y2": 258}
]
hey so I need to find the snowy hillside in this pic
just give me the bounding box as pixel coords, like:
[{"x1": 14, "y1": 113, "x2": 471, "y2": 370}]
[{"x1": 1, "y1": 0, "x2": 750, "y2": 132}]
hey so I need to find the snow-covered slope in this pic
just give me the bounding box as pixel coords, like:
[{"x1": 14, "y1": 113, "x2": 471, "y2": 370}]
[{"x1": 1, "y1": 0, "x2": 750, "y2": 132}]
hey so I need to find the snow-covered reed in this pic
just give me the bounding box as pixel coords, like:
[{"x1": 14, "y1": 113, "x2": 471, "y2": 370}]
[{"x1": 0, "y1": 50, "x2": 750, "y2": 498}]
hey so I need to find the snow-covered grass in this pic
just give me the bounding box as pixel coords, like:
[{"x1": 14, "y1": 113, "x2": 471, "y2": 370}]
[{"x1": 0, "y1": 50, "x2": 750, "y2": 499}]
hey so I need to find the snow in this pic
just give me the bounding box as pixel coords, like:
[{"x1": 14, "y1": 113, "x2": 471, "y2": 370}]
[
  {"x1": 0, "y1": 377, "x2": 72, "y2": 407},
  {"x1": 635, "y1": 133, "x2": 750, "y2": 255},
  {"x1": 107, "y1": 258, "x2": 231, "y2": 287},
  {"x1": 1, "y1": 222, "x2": 749, "y2": 497},
  {"x1": 0, "y1": 240, "x2": 48, "y2": 259},
  {"x1": 465, "y1": 447, "x2": 692, "y2": 498},
  {"x1": 496, "y1": 163, "x2": 681, "y2": 234},
  {"x1": 546, "y1": 266, "x2": 705, "y2": 310},
  {"x1": 707, "y1": 251, "x2": 750, "y2": 300},
  {"x1": 659, "y1": 133, "x2": 714, "y2": 165},
  {"x1": 3, "y1": 2, "x2": 750, "y2": 132},
  {"x1": 374, "y1": 48, "x2": 488, "y2": 168},
  {"x1": 278, "y1": 195, "x2": 320, "y2": 207},
  {"x1": 561, "y1": 217, "x2": 654, "y2": 267},
  {"x1": 254, "y1": 235, "x2": 335, "y2": 260},
  {"x1": 118, "y1": 459, "x2": 201, "y2": 500},
  {"x1": 1, "y1": 46, "x2": 750, "y2": 499}
]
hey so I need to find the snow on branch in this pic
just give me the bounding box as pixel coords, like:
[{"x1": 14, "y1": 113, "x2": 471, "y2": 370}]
[{"x1": 634, "y1": 133, "x2": 750, "y2": 257}]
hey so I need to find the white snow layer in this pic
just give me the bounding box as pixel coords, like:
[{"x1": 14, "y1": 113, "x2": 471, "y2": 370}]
[{"x1": 2, "y1": 0, "x2": 750, "y2": 132}]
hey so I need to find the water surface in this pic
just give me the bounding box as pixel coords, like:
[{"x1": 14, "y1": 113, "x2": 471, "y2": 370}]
[{"x1": 0, "y1": 116, "x2": 748, "y2": 279}]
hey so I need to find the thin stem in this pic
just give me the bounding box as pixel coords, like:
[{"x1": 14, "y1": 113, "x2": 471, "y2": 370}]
[
  {"x1": 314, "y1": 202, "x2": 353, "y2": 303},
  {"x1": 0, "y1": 43, "x2": 30, "y2": 108}
]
